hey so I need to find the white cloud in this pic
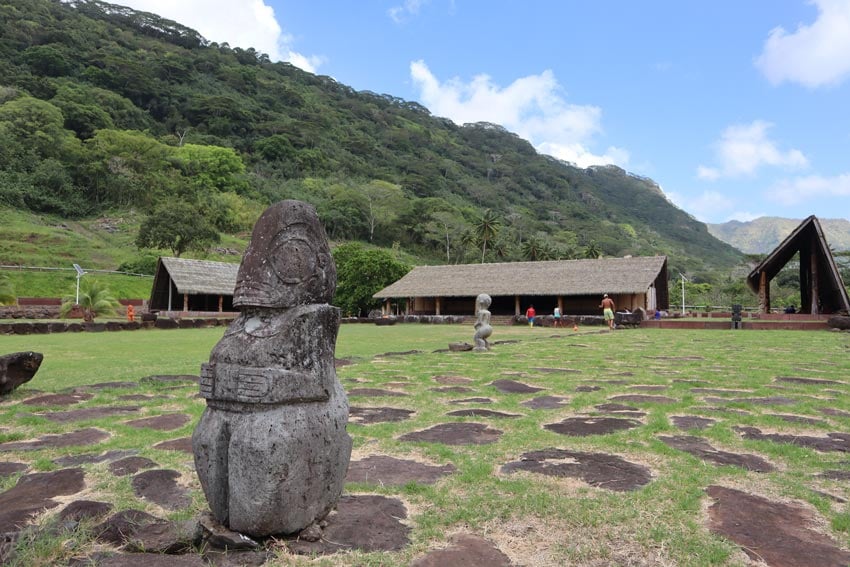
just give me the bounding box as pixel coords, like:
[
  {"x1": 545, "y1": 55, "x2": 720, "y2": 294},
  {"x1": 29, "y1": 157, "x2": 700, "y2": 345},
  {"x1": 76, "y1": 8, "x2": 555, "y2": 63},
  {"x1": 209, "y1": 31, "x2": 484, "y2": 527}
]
[
  {"x1": 755, "y1": 0, "x2": 850, "y2": 88},
  {"x1": 697, "y1": 120, "x2": 808, "y2": 179},
  {"x1": 726, "y1": 211, "x2": 765, "y2": 222},
  {"x1": 665, "y1": 189, "x2": 736, "y2": 222},
  {"x1": 410, "y1": 60, "x2": 628, "y2": 169},
  {"x1": 110, "y1": 0, "x2": 322, "y2": 72},
  {"x1": 770, "y1": 172, "x2": 850, "y2": 204},
  {"x1": 389, "y1": 0, "x2": 429, "y2": 23}
]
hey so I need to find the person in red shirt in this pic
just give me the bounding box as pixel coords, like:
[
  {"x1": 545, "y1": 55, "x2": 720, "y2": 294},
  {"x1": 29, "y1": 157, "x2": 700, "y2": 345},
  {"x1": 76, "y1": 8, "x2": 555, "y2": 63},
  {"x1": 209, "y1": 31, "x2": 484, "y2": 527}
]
[{"x1": 525, "y1": 304, "x2": 536, "y2": 328}]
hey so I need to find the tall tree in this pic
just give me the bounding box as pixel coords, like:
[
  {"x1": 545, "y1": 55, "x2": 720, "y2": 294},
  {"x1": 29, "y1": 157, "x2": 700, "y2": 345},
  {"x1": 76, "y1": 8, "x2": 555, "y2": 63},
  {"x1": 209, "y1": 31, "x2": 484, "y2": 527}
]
[
  {"x1": 136, "y1": 201, "x2": 220, "y2": 257},
  {"x1": 332, "y1": 243, "x2": 410, "y2": 317},
  {"x1": 475, "y1": 209, "x2": 501, "y2": 263}
]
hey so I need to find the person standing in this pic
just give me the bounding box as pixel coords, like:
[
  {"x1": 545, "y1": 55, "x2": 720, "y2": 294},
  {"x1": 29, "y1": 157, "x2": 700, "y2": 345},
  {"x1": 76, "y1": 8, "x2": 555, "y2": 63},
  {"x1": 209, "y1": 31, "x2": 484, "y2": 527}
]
[
  {"x1": 553, "y1": 305, "x2": 561, "y2": 327},
  {"x1": 525, "y1": 304, "x2": 536, "y2": 328},
  {"x1": 599, "y1": 294, "x2": 615, "y2": 330}
]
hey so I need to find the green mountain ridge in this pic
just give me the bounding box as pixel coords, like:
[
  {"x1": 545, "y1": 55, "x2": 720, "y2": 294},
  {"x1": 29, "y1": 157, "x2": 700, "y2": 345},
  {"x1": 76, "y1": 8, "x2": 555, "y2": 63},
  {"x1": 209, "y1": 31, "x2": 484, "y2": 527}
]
[
  {"x1": 707, "y1": 217, "x2": 850, "y2": 254},
  {"x1": 0, "y1": 0, "x2": 742, "y2": 279}
]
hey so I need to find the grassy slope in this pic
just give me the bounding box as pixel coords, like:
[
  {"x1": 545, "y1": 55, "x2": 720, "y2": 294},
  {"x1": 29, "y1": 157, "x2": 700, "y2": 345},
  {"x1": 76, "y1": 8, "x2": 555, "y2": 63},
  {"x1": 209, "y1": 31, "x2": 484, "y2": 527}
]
[{"x1": 1, "y1": 325, "x2": 849, "y2": 565}]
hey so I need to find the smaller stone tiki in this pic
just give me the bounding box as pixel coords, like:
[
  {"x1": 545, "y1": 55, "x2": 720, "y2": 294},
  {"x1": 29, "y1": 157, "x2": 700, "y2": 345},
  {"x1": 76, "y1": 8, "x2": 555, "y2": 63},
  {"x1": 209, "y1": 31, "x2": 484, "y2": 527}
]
[
  {"x1": 473, "y1": 294, "x2": 493, "y2": 351},
  {"x1": 192, "y1": 200, "x2": 352, "y2": 538}
]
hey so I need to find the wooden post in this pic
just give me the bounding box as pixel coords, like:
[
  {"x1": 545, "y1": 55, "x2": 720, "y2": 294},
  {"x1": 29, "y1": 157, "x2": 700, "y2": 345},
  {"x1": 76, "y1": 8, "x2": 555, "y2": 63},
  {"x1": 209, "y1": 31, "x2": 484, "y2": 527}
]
[
  {"x1": 435, "y1": 297, "x2": 442, "y2": 316},
  {"x1": 810, "y1": 239, "x2": 820, "y2": 315},
  {"x1": 758, "y1": 271, "x2": 769, "y2": 314},
  {"x1": 218, "y1": 295, "x2": 223, "y2": 313},
  {"x1": 183, "y1": 293, "x2": 189, "y2": 313},
  {"x1": 558, "y1": 296, "x2": 564, "y2": 314},
  {"x1": 514, "y1": 295, "x2": 520, "y2": 316},
  {"x1": 384, "y1": 299, "x2": 391, "y2": 315}
]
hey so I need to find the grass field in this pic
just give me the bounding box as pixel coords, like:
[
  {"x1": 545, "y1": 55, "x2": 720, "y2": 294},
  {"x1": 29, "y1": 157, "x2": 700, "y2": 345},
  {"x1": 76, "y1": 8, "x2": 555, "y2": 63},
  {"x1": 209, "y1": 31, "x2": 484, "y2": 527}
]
[{"x1": 1, "y1": 324, "x2": 849, "y2": 565}]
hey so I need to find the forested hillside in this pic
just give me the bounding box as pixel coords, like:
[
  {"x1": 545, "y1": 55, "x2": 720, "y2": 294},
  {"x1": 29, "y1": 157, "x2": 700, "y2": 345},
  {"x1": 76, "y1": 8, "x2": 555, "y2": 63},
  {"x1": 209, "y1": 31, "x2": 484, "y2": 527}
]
[{"x1": 0, "y1": 0, "x2": 742, "y2": 279}]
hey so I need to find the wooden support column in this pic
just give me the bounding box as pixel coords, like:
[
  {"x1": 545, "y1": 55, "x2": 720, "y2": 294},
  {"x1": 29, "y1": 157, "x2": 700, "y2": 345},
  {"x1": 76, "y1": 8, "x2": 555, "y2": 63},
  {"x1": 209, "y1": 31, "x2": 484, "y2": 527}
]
[
  {"x1": 758, "y1": 271, "x2": 770, "y2": 314},
  {"x1": 384, "y1": 299, "x2": 391, "y2": 315},
  {"x1": 557, "y1": 296, "x2": 564, "y2": 313},
  {"x1": 183, "y1": 293, "x2": 189, "y2": 312},
  {"x1": 514, "y1": 295, "x2": 521, "y2": 316},
  {"x1": 435, "y1": 297, "x2": 442, "y2": 316},
  {"x1": 810, "y1": 239, "x2": 820, "y2": 315},
  {"x1": 218, "y1": 295, "x2": 223, "y2": 313}
]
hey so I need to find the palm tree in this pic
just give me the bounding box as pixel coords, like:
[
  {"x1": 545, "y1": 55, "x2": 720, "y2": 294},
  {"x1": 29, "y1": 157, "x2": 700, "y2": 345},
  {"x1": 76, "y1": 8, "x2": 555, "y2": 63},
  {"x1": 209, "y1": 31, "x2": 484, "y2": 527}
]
[
  {"x1": 60, "y1": 279, "x2": 121, "y2": 322},
  {"x1": 475, "y1": 209, "x2": 501, "y2": 263},
  {"x1": 0, "y1": 273, "x2": 16, "y2": 306},
  {"x1": 584, "y1": 241, "x2": 601, "y2": 259}
]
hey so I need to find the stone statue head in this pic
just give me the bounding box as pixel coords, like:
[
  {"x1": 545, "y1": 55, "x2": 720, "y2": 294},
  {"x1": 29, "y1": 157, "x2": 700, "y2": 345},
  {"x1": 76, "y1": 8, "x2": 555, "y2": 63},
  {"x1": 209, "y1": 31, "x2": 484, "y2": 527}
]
[
  {"x1": 476, "y1": 293, "x2": 492, "y2": 312},
  {"x1": 233, "y1": 200, "x2": 336, "y2": 308}
]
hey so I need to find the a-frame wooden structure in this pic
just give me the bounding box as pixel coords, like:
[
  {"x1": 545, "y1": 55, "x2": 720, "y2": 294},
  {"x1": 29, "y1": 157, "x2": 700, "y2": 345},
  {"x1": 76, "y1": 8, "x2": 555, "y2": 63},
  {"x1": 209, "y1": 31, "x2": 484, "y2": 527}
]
[{"x1": 747, "y1": 216, "x2": 850, "y2": 315}]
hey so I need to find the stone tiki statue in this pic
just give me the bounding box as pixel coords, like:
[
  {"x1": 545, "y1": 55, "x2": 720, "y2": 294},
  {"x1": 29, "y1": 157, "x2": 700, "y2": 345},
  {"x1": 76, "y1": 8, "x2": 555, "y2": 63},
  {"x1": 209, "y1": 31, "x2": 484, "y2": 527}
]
[
  {"x1": 473, "y1": 293, "x2": 493, "y2": 351},
  {"x1": 192, "y1": 200, "x2": 352, "y2": 537}
]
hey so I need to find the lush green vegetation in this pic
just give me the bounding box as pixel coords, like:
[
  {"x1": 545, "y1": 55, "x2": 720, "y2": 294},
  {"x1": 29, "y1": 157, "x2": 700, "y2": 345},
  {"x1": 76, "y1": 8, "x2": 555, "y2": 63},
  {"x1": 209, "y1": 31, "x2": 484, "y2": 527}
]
[
  {"x1": 1, "y1": 325, "x2": 849, "y2": 565},
  {"x1": 0, "y1": 0, "x2": 744, "y2": 288}
]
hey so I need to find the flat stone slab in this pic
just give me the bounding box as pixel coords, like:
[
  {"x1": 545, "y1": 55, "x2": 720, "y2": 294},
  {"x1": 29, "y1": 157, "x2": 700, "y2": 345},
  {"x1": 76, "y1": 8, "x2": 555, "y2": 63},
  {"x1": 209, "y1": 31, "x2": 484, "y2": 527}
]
[
  {"x1": 81, "y1": 381, "x2": 139, "y2": 390},
  {"x1": 658, "y1": 435, "x2": 774, "y2": 472},
  {"x1": 545, "y1": 417, "x2": 641, "y2": 437},
  {"x1": 399, "y1": 423, "x2": 503, "y2": 445},
  {"x1": 433, "y1": 375, "x2": 474, "y2": 385},
  {"x1": 705, "y1": 396, "x2": 797, "y2": 406},
  {"x1": 430, "y1": 386, "x2": 474, "y2": 393},
  {"x1": 821, "y1": 408, "x2": 850, "y2": 418},
  {"x1": 490, "y1": 379, "x2": 544, "y2": 394},
  {"x1": 54, "y1": 449, "x2": 137, "y2": 466},
  {"x1": 819, "y1": 470, "x2": 850, "y2": 481},
  {"x1": 0, "y1": 428, "x2": 108, "y2": 452},
  {"x1": 608, "y1": 394, "x2": 677, "y2": 404},
  {"x1": 131, "y1": 469, "x2": 191, "y2": 510},
  {"x1": 689, "y1": 388, "x2": 753, "y2": 395},
  {"x1": 0, "y1": 462, "x2": 27, "y2": 479},
  {"x1": 109, "y1": 456, "x2": 159, "y2": 476},
  {"x1": 348, "y1": 388, "x2": 409, "y2": 397},
  {"x1": 0, "y1": 468, "x2": 85, "y2": 534},
  {"x1": 349, "y1": 406, "x2": 415, "y2": 424},
  {"x1": 117, "y1": 394, "x2": 160, "y2": 401},
  {"x1": 775, "y1": 376, "x2": 842, "y2": 386},
  {"x1": 530, "y1": 367, "x2": 581, "y2": 374},
  {"x1": 90, "y1": 554, "x2": 205, "y2": 567},
  {"x1": 521, "y1": 396, "x2": 569, "y2": 409},
  {"x1": 445, "y1": 409, "x2": 521, "y2": 418},
  {"x1": 595, "y1": 403, "x2": 639, "y2": 412},
  {"x1": 575, "y1": 385, "x2": 601, "y2": 392},
  {"x1": 152, "y1": 437, "x2": 193, "y2": 453},
  {"x1": 451, "y1": 397, "x2": 494, "y2": 404},
  {"x1": 766, "y1": 414, "x2": 828, "y2": 427},
  {"x1": 706, "y1": 485, "x2": 850, "y2": 567},
  {"x1": 628, "y1": 385, "x2": 669, "y2": 391},
  {"x1": 287, "y1": 495, "x2": 411, "y2": 554},
  {"x1": 59, "y1": 500, "x2": 114, "y2": 523},
  {"x1": 670, "y1": 416, "x2": 716, "y2": 430},
  {"x1": 94, "y1": 509, "x2": 160, "y2": 545},
  {"x1": 346, "y1": 455, "x2": 456, "y2": 486},
  {"x1": 502, "y1": 448, "x2": 652, "y2": 492},
  {"x1": 123, "y1": 518, "x2": 197, "y2": 554},
  {"x1": 411, "y1": 533, "x2": 512, "y2": 566},
  {"x1": 37, "y1": 405, "x2": 141, "y2": 423},
  {"x1": 125, "y1": 413, "x2": 192, "y2": 431},
  {"x1": 22, "y1": 392, "x2": 92, "y2": 406},
  {"x1": 734, "y1": 426, "x2": 850, "y2": 452}
]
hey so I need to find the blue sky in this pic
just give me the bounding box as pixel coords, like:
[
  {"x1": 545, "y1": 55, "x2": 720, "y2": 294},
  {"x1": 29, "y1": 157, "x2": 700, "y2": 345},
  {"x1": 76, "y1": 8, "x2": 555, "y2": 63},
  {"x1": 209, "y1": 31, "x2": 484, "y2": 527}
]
[{"x1": 117, "y1": 1, "x2": 850, "y2": 224}]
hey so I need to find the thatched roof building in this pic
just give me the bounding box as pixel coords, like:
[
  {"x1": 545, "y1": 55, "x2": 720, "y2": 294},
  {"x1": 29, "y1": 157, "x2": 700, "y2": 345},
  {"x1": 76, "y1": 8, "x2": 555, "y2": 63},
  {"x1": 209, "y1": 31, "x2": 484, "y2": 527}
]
[
  {"x1": 149, "y1": 257, "x2": 239, "y2": 313},
  {"x1": 747, "y1": 216, "x2": 850, "y2": 314},
  {"x1": 374, "y1": 256, "x2": 669, "y2": 316}
]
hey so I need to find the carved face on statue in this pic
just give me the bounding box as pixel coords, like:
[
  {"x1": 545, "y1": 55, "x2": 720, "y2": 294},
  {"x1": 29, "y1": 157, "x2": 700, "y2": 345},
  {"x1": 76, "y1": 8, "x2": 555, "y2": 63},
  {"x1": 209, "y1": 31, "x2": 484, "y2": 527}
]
[{"x1": 233, "y1": 200, "x2": 336, "y2": 308}]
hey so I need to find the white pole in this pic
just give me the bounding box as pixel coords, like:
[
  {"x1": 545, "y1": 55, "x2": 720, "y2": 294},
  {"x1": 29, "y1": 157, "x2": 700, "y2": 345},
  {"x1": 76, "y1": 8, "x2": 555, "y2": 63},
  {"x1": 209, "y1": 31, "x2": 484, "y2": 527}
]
[
  {"x1": 76, "y1": 274, "x2": 81, "y2": 305},
  {"x1": 680, "y1": 273, "x2": 687, "y2": 315}
]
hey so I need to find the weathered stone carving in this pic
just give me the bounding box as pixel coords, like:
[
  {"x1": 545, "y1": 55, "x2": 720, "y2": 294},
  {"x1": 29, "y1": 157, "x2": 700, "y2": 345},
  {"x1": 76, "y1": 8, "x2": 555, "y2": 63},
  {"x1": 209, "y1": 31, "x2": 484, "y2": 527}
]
[
  {"x1": 473, "y1": 294, "x2": 492, "y2": 352},
  {"x1": 192, "y1": 200, "x2": 352, "y2": 537},
  {"x1": 0, "y1": 351, "x2": 43, "y2": 396}
]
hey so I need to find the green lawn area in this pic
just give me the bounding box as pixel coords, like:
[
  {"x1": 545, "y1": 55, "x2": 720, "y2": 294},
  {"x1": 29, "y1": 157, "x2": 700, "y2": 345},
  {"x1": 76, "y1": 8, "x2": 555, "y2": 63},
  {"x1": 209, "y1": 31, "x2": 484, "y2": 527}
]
[{"x1": 1, "y1": 324, "x2": 849, "y2": 565}]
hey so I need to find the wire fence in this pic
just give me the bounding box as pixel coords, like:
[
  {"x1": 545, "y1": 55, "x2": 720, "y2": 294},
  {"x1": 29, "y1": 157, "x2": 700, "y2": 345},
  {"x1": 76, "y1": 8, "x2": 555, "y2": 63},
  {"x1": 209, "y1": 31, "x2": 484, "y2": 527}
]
[{"x1": 0, "y1": 265, "x2": 152, "y2": 278}]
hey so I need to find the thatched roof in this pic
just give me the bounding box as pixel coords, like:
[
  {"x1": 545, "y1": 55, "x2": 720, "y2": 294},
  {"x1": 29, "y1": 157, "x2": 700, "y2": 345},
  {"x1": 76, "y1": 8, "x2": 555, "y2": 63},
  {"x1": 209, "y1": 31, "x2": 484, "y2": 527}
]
[
  {"x1": 374, "y1": 256, "x2": 668, "y2": 298},
  {"x1": 158, "y1": 257, "x2": 239, "y2": 295}
]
